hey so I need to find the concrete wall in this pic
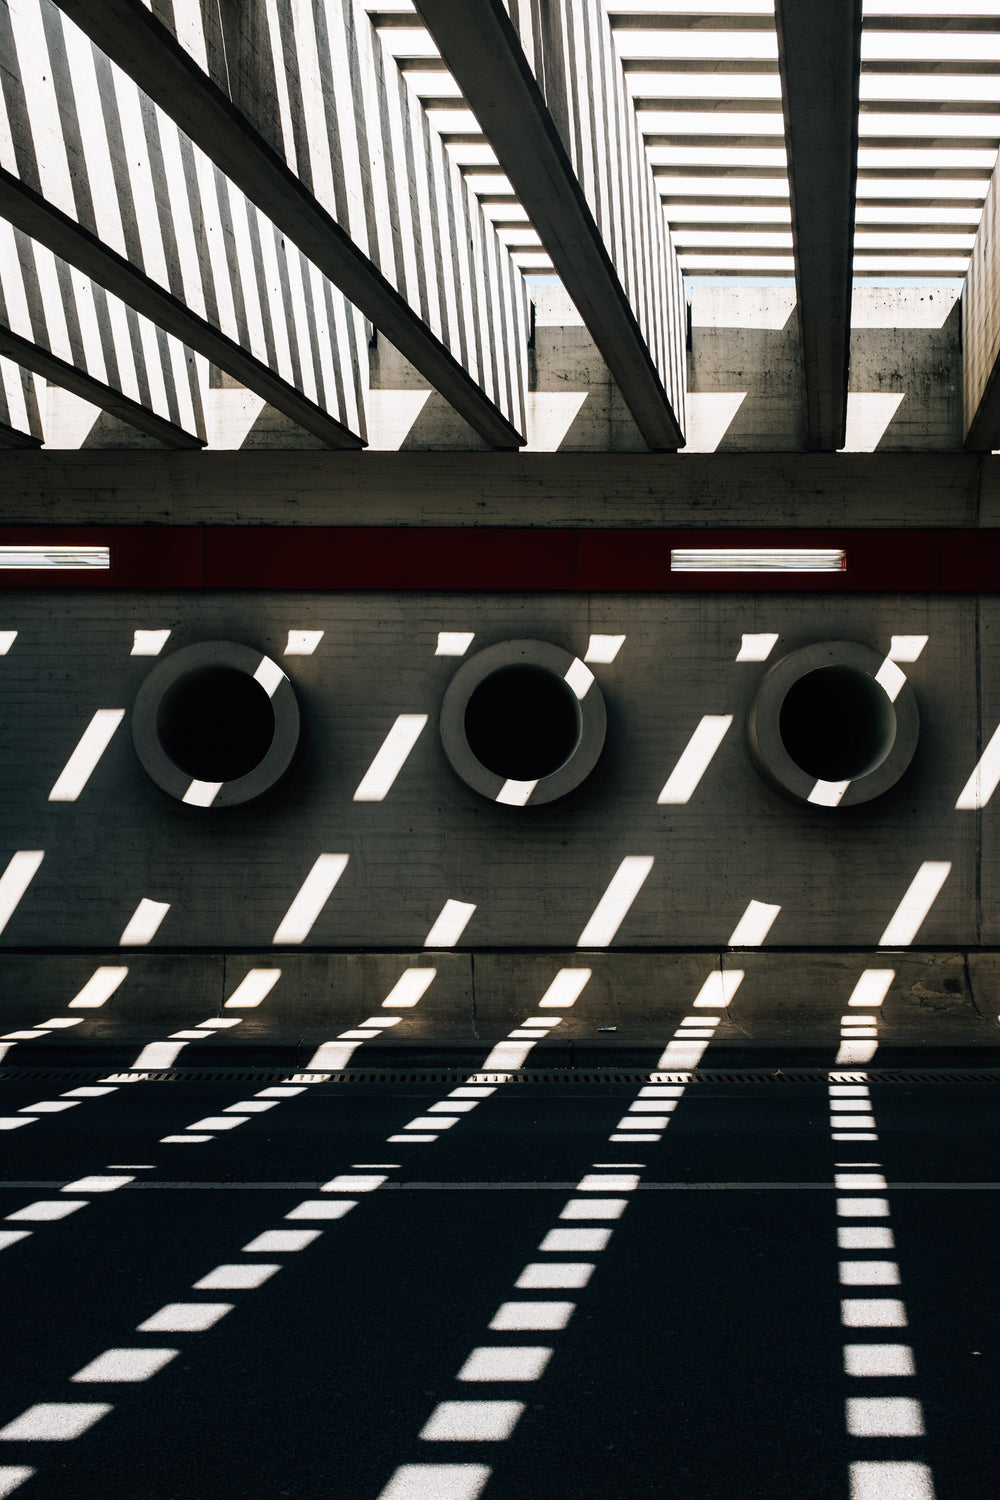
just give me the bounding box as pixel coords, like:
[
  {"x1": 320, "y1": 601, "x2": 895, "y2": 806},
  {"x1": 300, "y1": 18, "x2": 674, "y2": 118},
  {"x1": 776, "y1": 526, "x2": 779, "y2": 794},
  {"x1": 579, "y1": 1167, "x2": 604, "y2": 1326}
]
[{"x1": 0, "y1": 589, "x2": 987, "y2": 952}]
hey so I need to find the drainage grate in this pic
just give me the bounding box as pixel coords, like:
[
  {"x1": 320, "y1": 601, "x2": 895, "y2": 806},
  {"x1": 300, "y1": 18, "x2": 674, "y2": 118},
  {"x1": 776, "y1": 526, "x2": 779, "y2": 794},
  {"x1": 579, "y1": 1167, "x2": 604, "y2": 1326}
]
[{"x1": 1, "y1": 1067, "x2": 999, "y2": 1085}]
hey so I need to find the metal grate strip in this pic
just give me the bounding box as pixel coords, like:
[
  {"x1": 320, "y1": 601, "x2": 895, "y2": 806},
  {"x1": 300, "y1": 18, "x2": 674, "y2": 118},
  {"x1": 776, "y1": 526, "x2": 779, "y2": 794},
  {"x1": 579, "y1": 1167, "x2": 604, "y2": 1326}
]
[{"x1": 1, "y1": 1067, "x2": 999, "y2": 1085}]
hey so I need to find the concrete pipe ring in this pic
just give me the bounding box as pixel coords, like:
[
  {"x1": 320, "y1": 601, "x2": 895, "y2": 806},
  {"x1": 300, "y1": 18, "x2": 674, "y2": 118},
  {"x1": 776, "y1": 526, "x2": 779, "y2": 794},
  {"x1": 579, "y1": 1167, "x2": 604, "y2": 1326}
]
[
  {"x1": 747, "y1": 639, "x2": 919, "y2": 807},
  {"x1": 131, "y1": 640, "x2": 301, "y2": 808},
  {"x1": 440, "y1": 639, "x2": 607, "y2": 806}
]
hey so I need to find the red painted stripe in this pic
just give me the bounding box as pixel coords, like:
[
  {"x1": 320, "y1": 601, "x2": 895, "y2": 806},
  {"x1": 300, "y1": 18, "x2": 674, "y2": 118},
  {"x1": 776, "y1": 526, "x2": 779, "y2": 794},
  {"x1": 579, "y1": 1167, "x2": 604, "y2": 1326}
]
[{"x1": 0, "y1": 526, "x2": 996, "y2": 590}]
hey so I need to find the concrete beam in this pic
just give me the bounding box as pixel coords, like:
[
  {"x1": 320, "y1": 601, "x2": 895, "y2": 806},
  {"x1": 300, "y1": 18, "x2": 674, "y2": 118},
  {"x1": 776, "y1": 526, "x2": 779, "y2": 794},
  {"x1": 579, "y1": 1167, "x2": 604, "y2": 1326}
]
[
  {"x1": 963, "y1": 162, "x2": 1000, "y2": 450},
  {"x1": 0, "y1": 354, "x2": 44, "y2": 445},
  {"x1": 775, "y1": 0, "x2": 863, "y2": 451},
  {"x1": 0, "y1": 172, "x2": 363, "y2": 450},
  {"x1": 413, "y1": 0, "x2": 686, "y2": 450},
  {"x1": 55, "y1": 0, "x2": 528, "y2": 449},
  {"x1": 1, "y1": 0, "x2": 365, "y2": 448},
  {"x1": 0, "y1": 220, "x2": 205, "y2": 448}
]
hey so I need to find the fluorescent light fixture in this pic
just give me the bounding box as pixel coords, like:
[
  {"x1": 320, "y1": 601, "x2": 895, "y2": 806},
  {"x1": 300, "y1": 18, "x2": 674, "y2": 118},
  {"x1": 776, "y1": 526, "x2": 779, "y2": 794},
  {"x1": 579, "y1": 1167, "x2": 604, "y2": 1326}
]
[
  {"x1": 0, "y1": 631, "x2": 16, "y2": 654},
  {"x1": 436, "y1": 632, "x2": 475, "y2": 656},
  {"x1": 68, "y1": 966, "x2": 128, "y2": 1009},
  {"x1": 728, "y1": 899, "x2": 780, "y2": 947},
  {"x1": 119, "y1": 898, "x2": 170, "y2": 947},
  {"x1": 956, "y1": 721, "x2": 1000, "y2": 809},
  {"x1": 131, "y1": 630, "x2": 170, "y2": 656},
  {"x1": 49, "y1": 710, "x2": 125, "y2": 802},
  {"x1": 736, "y1": 633, "x2": 778, "y2": 662},
  {"x1": 0, "y1": 547, "x2": 110, "y2": 569},
  {"x1": 354, "y1": 715, "x2": 427, "y2": 801},
  {"x1": 658, "y1": 716, "x2": 732, "y2": 804},
  {"x1": 692, "y1": 969, "x2": 744, "y2": 1007},
  {"x1": 382, "y1": 968, "x2": 437, "y2": 1008},
  {"x1": 849, "y1": 1463, "x2": 935, "y2": 1500},
  {"x1": 0, "y1": 851, "x2": 43, "y2": 935},
  {"x1": 670, "y1": 548, "x2": 845, "y2": 572},
  {"x1": 284, "y1": 630, "x2": 323, "y2": 655},
  {"x1": 537, "y1": 968, "x2": 592, "y2": 1008},
  {"x1": 224, "y1": 969, "x2": 281, "y2": 1009},
  {"x1": 848, "y1": 970, "x2": 895, "y2": 1008},
  {"x1": 577, "y1": 855, "x2": 654, "y2": 947},
  {"x1": 878, "y1": 861, "x2": 951, "y2": 946},
  {"x1": 273, "y1": 854, "x2": 349, "y2": 943},
  {"x1": 425, "y1": 899, "x2": 476, "y2": 947},
  {"x1": 584, "y1": 635, "x2": 625, "y2": 664}
]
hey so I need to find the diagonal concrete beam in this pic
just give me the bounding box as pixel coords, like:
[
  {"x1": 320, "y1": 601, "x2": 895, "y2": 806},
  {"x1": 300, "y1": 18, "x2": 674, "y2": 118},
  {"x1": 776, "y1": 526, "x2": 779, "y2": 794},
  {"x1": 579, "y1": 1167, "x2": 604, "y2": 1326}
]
[
  {"x1": 55, "y1": 0, "x2": 527, "y2": 448},
  {"x1": 775, "y1": 0, "x2": 863, "y2": 451},
  {"x1": 963, "y1": 162, "x2": 1000, "y2": 451},
  {"x1": 413, "y1": 0, "x2": 686, "y2": 450},
  {"x1": 0, "y1": 354, "x2": 44, "y2": 445}
]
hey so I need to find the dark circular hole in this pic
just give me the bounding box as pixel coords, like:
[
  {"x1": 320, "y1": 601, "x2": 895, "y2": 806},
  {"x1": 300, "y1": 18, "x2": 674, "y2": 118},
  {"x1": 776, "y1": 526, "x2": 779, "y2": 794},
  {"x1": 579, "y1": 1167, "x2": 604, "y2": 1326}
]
[
  {"x1": 779, "y1": 666, "x2": 896, "y2": 781},
  {"x1": 464, "y1": 664, "x2": 581, "y2": 780},
  {"x1": 157, "y1": 666, "x2": 275, "y2": 782}
]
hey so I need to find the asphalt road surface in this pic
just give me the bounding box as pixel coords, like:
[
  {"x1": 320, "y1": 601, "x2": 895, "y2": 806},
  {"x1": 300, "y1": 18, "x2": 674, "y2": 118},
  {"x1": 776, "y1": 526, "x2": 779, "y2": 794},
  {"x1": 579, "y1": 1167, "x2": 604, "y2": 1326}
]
[{"x1": 0, "y1": 1072, "x2": 996, "y2": 1499}]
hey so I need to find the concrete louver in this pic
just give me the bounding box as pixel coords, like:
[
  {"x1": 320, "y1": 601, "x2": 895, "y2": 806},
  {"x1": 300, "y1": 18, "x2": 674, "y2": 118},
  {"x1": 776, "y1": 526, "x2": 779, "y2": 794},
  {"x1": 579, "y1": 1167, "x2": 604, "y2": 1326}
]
[
  {"x1": 0, "y1": 220, "x2": 206, "y2": 447},
  {"x1": 0, "y1": 356, "x2": 44, "y2": 446},
  {"x1": 56, "y1": 0, "x2": 529, "y2": 449},
  {"x1": 413, "y1": 0, "x2": 687, "y2": 451},
  {"x1": 0, "y1": 0, "x2": 366, "y2": 449},
  {"x1": 962, "y1": 160, "x2": 1000, "y2": 452},
  {"x1": 775, "y1": 0, "x2": 863, "y2": 452}
]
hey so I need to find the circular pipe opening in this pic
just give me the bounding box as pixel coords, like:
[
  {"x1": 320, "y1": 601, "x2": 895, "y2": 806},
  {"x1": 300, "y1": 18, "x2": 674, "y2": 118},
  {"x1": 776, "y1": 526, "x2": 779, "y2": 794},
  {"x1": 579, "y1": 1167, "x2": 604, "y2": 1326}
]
[
  {"x1": 156, "y1": 666, "x2": 275, "y2": 782},
  {"x1": 439, "y1": 638, "x2": 607, "y2": 806},
  {"x1": 464, "y1": 665, "x2": 581, "y2": 780},
  {"x1": 131, "y1": 641, "x2": 300, "y2": 807},
  {"x1": 746, "y1": 640, "x2": 919, "y2": 807},
  {"x1": 778, "y1": 666, "x2": 896, "y2": 781}
]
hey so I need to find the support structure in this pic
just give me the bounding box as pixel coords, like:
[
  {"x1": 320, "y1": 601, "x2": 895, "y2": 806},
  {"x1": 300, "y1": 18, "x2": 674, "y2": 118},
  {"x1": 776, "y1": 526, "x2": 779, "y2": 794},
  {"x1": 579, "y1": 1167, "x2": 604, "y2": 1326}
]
[
  {"x1": 0, "y1": 221, "x2": 205, "y2": 448},
  {"x1": 1, "y1": 0, "x2": 366, "y2": 447},
  {"x1": 775, "y1": 0, "x2": 863, "y2": 451},
  {"x1": 963, "y1": 160, "x2": 1000, "y2": 451},
  {"x1": 55, "y1": 0, "x2": 529, "y2": 448},
  {"x1": 413, "y1": 0, "x2": 686, "y2": 450},
  {"x1": 0, "y1": 355, "x2": 44, "y2": 446}
]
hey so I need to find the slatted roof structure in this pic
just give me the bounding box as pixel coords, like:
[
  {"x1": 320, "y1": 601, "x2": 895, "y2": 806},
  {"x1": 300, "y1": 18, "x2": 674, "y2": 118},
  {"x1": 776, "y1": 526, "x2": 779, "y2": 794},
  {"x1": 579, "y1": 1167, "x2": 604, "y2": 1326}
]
[{"x1": 3, "y1": 0, "x2": 1000, "y2": 453}]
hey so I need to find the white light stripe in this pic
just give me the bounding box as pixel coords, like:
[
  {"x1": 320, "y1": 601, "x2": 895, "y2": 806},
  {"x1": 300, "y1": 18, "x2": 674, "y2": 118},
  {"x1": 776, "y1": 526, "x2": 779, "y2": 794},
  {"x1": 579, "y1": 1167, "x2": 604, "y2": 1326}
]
[
  {"x1": 955, "y1": 722, "x2": 1000, "y2": 809},
  {"x1": 71, "y1": 1349, "x2": 178, "y2": 1383},
  {"x1": 354, "y1": 715, "x2": 428, "y2": 801},
  {"x1": 425, "y1": 900, "x2": 476, "y2": 948},
  {"x1": 68, "y1": 966, "x2": 129, "y2": 1009},
  {"x1": 736, "y1": 633, "x2": 778, "y2": 662},
  {"x1": 848, "y1": 971, "x2": 895, "y2": 1008},
  {"x1": 671, "y1": 548, "x2": 845, "y2": 572},
  {"x1": 131, "y1": 630, "x2": 171, "y2": 656},
  {"x1": 0, "y1": 852, "x2": 44, "y2": 935},
  {"x1": 0, "y1": 1469, "x2": 35, "y2": 1496},
  {"x1": 119, "y1": 899, "x2": 170, "y2": 947},
  {"x1": 728, "y1": 900, "x2": 780, "y2": 947},
  {"x1": 887, "y1": 636, "x2": 927, "y2": 664},
  {"x1": 435, "y1": 633, "x2": 475, "y2": 656},
  {"x1": 0, "y1": 547, "x2": 110, "y2": 570},
  {"x1": 692, "y1": 970, "x2": 744, "y2": 1007},
  {"x1": 382, "y1": 969, "x2": 437, "y2": 1008},
  {"x1": 874, "y1": 659, "x2": 908, "y2": 704},
  {"x1": 564, "y1": 658, "x2": 594, "y2": 700},
  {"x1": 48, "y1": 710, "x2": 125, "y2": 802},
  {"x1": 0, "y1": 1404, "x2": 111, "y2": 1441},
  {"x1": 848, "y1": 1462, "x2": 935, "y2": 1500},
  {"x1": 537, "y1": 969, "x2": 592, "y2": 1008},
  {"x1": 284, "y1": 631, "x2": 324, "y2": 655},
  {"x1": 0, "y1": 633, "x2": 17, "y2": 654},
  {"x1": 878, "y1": 862, "x2": 951, "y2": 946},
  {"x1": 224, "y1": 969, "x2": 282, "y2": 1009},
  {"x1": 303, "y1": 1042, "x2": 359, "y2": 1071},
  {"x1": 657, "y1": 716, "x2": 732, "y2": 804},
  {"x1": 479, "y1": 1041, "x2": 536, "y2": 1070},
  {"x1": 376, "y1": 1465, "x2": 491, "y2": 1500},
  {"x1": 584, "y1": 635, "x2": 625, "y2": 663},
  {"x1": 577, "y1": 856, "x2": 654, "y2": 947},
  {"x1": 129, "y1": 1041, "x2": 187, "y2": 1070},
  {"x1": 182, "y1": 781, "x2": 222, "y2": 807},
  {"x1": 808, "y1": 779, "x2": 851, "y2": 807},
  {"x1": 253, "y1": 657, "x2": 286, "y2": 698},
  {"x1": 496, "y1": 779, "x2": 537, "y2": 806},
  {"x1": 273, "y1": 855, "x2": 349, "y2": 943}
]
